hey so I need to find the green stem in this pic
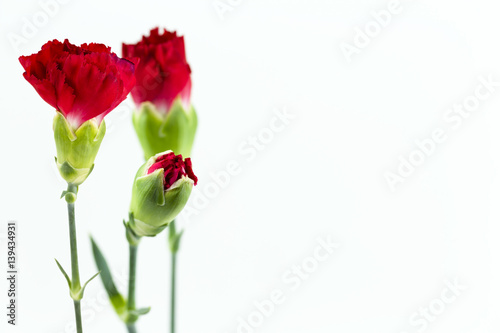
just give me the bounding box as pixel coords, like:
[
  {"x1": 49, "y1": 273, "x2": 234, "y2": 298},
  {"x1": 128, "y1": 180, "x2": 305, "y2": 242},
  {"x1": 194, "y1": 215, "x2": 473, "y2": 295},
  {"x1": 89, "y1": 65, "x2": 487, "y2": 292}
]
[
  {"x1": 126, "y1": 324, "x2": 137, "y2": 333},
  {"x1": 128, "y1": 244, "x2": 138, "y2": 310},
  {"x1": 170, "y1": 250, "x2": 177, "y2": 333},
  {"x1": 67, "y1": 184, "x2": 82, "y2": 333},
  {"x1": 73, "y1": 300, "x2": 82, "y2": 333},
  {"x1": 127, "y1": 243, "x2": 139, "y2": 332}
]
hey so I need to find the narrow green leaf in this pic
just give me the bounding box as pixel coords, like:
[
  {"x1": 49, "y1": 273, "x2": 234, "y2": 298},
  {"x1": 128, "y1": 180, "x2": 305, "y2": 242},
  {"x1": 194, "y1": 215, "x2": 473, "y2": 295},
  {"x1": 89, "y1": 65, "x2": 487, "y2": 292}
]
[
  {"x1": 80, "y1": 271, "x2": 100, "y2": 295},
  {"x1": 129, "y1": 307, "x2": 151, "y2": 317},
  {"x1": 90, "y1": 236, "x2": 126, "y2": 314},
  {"x1": 54, "y1": 258, "x2": 71, "y2": 289}
]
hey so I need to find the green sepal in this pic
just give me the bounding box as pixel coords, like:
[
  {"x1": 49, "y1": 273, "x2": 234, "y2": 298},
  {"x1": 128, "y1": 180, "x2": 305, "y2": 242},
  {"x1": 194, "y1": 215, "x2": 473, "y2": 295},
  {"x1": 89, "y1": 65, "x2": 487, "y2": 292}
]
[
  {"x1": 60, "y1": 183, "x2": 78, "y2": 203},
  {"x1": 53, "y1": 112, "x2": 105, "y2": 185},
  {"x1": 127, "y1": 216, "x2": 169, "y2": 238},
  {"x1": 124, "y1": 215, "x2": 142, "y2": 247},
  {"x1": 90, "y1": 237, "x2": 127, "y2": 315},
  {"x1": 132, "y1": 100, "x2": 197, "y2": 159}
]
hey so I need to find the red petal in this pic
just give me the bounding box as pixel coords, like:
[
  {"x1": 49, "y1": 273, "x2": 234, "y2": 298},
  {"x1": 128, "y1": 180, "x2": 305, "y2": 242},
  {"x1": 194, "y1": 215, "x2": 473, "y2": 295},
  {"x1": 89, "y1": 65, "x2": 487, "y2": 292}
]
[
  {"x1": 19, "y1": 39, "x2": 136, "y2": 127},
  {"x1": 123, "y1": 27, "x2": 191, "y2": 110},
  {"x1": 147, "y1": 152, "x2": 197, "y2": 190}
]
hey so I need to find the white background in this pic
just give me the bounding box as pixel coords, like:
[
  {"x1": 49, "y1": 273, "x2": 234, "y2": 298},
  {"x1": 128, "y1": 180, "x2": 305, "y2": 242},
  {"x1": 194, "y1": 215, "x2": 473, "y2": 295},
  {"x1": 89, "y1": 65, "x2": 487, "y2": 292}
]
[{"x1": 1, "y1": 0, "x2": 500, "y2": 332}]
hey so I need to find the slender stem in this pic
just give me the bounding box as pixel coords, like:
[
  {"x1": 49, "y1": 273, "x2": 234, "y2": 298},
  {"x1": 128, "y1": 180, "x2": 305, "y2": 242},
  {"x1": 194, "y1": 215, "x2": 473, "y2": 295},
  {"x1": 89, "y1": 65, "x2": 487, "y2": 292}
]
[
  {"x1": 168, "y1": 220, "x2": 181, "y2": 333},
  {"x1": 170, "y1": 251, "x2": 177, "y2": 333},
  {"x1": 127, "y1": 243, "x2": 139, "y2": 332},
  {"x1": 126, "y1": 324, "x2": 138, "y2": 333},
  {"x1": 67, "y1": 184, "x2": 82, "y2": 333},
  {"x1": 68, "y1": 200, "x2": 80, "y2": 288},
  {"x1": 73, "y1": 300, "x2": 82, "y2": 333},
  {"x1": 128, "y1": 244, "x2": 138, "y2": 311}
]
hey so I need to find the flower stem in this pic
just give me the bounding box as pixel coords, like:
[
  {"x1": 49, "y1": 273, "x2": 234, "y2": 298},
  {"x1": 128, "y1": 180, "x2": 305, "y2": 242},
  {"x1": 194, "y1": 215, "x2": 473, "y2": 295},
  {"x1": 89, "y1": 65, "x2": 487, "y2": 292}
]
[
  {"x1": 73, "y1": 300, "x2": 82, "y2": 333},
  {"x1": 168, "y1": 220, "x2": 182, "y2": 333},
  {"x1": 126, "y1": 323, "x2": 138, "y2": 333},
  {"x1": 127, "y1": 243, "x2": 139, "y2": 332},
  {"x1": 66, "y1": 184, "x2": 83, "y2": 333},
  {"x1": 170, "y1": 250, "x2": 177, "y2": 333},
  {"x1": 128, "y1": 243, "x2": 138, "y2": 310}
]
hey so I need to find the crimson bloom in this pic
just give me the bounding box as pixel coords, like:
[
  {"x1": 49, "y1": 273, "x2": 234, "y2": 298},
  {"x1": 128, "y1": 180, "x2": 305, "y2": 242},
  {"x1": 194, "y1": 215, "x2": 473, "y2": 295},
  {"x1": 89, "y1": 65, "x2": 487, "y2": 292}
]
[
  {"x1": 122, "y1": 27, "x2": 191, "y2": 112},
  {"x1": 19, "y1": 39, "x2": 136, "y2": 129},
  {"x1": 148, "y1": 152, "x2": 198, "y2": 190}
]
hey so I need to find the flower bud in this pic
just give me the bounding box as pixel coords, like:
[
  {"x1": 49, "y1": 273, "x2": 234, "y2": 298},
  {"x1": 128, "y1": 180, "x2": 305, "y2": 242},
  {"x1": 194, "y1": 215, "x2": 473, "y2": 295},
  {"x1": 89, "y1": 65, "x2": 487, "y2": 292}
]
[
  {"x1": 128, "y1": 151, "x2": 197, "y2": 237},
  {"x1": 53, "y1": 112, "x2": 106, "y2": 185},
  {"x1": 132, "y1": 100, "x2": 197, "y2": 159}
]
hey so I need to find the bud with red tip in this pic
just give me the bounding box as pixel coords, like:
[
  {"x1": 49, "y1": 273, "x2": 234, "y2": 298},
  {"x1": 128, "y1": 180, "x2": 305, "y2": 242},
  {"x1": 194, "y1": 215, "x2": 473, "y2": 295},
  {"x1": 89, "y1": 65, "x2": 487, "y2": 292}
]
[{"x1": 127, "y1": 151, "x2": 197, "y2": 237}]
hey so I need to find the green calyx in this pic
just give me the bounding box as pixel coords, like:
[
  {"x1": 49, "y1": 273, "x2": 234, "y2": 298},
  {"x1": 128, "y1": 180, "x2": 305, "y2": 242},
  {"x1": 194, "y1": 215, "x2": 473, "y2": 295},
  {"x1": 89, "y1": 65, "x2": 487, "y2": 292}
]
[
  {"x1": 128, "y1": 156, "x2": 194, "y2": 237},
  {"x1": 53, "y1": 112, "x2": 106, "y2": 186},
  {"x1": 132, "y1": 99, "x2": 197, "y2": 159},
  {"x1": 124, "y1": 213, "x2": 142, "y2": 247}
]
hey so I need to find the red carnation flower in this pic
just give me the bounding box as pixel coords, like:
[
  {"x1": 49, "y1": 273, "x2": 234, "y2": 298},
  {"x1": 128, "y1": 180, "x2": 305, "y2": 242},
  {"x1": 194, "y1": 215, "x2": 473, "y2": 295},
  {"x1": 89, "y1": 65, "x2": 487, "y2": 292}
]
[
  {"x1": 122, "y1": 27, "x2": 191, "y2": 112},
  {"x1": 148, "y1": 152, "x2": 198, "y2": 190},
  {"x1": 19, "y1": 39, "x2": 136, "y2": 129}
]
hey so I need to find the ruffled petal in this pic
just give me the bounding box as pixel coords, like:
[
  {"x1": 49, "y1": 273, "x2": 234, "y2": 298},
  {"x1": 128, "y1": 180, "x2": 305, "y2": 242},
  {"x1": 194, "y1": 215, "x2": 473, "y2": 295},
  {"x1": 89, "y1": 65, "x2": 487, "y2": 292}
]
[
  {"x1": 19, "y1": 39, "x2": 136, "y2": 128},
  {"x1": 122, "y1": 28, "x2": 191, "y2": 111}
]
